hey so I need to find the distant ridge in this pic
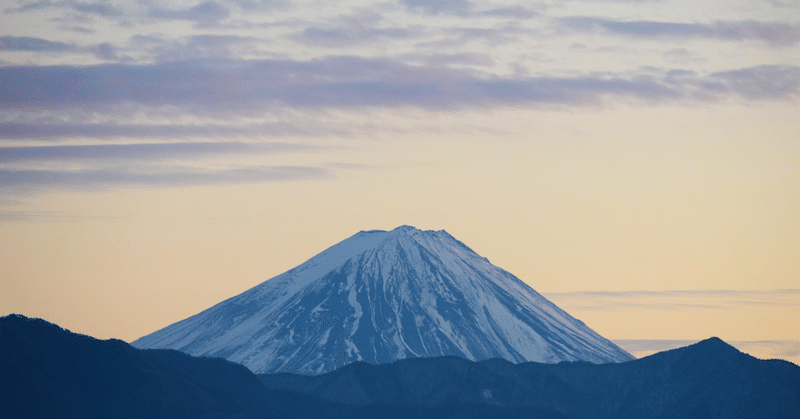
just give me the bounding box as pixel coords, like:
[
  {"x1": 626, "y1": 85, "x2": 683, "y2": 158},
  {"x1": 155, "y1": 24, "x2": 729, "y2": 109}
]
[
  {"x1": 133, "y1": 226, "x2": 633, "y2": 374},
  {"x1": 4, "y1": 314, "x2": 800, "y2": 419},
  {"x1": 259, "y1": 336, "x2": 800, "y2": 418}
]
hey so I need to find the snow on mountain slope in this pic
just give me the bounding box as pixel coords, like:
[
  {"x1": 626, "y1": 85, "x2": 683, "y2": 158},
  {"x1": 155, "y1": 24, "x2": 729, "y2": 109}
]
[{"x1": 132, "y1": 226, "x2": 634, "y2": 374}]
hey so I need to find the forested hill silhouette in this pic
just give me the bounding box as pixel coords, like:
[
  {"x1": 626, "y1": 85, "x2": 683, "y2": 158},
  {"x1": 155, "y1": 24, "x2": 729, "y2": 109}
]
[
  {"x1": 261, "y1": 336, "x2": 800, "y2": 418},
  {"x1": 1, "y1": 314, "x2": 295, "y2": 419},
  {"x1": 3, "y1": 314, "x2": 799, "y2": 419}
]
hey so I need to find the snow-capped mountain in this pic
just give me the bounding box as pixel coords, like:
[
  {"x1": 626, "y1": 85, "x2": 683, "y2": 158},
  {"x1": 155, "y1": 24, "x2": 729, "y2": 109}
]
[{"x1": 132, "y1": 226, "x2": 634, "y2": 374}]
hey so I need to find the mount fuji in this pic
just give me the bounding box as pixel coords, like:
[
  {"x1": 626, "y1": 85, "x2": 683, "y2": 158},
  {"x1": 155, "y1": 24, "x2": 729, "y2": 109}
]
[{"x1": 132, "y1": 226, "x2": 634, "y2": 374}]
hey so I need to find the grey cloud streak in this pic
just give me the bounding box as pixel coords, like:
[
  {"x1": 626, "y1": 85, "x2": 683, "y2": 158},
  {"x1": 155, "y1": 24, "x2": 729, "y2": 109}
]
[
  {"x1": 399, "y1": 52, "x2": 494, "y2": 67},
  {"x1": 0, "y1": 36, "x2": 117, "y2": 59},
  {"x1": 399, "y1": 0, "x2": 538, "y2": 18},
  {"x1": 0, "y1": 166, "x2": 330, "y2": 189},
  {"x1": 129, "y1": 34, "x2": 263, "y2": 62},
  {"x1": 561, "y1": 17, "x2": 800, "y2": 46},
  {"x1": 3, "y1": 0, "x2": 122, "y2": 16},
  {"x1": 544, "y1": 289, "x2": 800, "y2": 311},
  {"x1": 0, "y1": 36, "x2": 72, "y2": 52},
  {"x1": 0, "y1": 142, "x2": 318, "y2": 162},
  {"x1": 401, "y1": 0, "x2": 472, "y2": 15},
  {"x1": 0, "y1": 122, "x2": 247, "y2": 139},
  {"x1": 477, "y1": 6, "x2": 538, "y2": 19},
  {"x1": 147, "y1": 1, "x2": 231, "y2": 23},
  {"x1": 289, "y1": 10, "x2": 421, "y2": 47},
  {"x1": 431, "y1": 25, "x2": 533, "y2": 47},
  {"x1": 2, "y1": 58, "x2": 798, "y2": 114},
  {"x1": 709, "y1": 66, "x2": 800, "y2": 100},
  {"x1": 0, "y1": 120, "x2": 350, "y2": 140},
  {"x1": 297, "y1": 25, "x2": 417, "y2": 47}
]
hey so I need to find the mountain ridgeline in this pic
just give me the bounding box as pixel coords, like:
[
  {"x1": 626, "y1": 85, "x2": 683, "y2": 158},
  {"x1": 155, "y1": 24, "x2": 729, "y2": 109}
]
[
  {"x1": 133, "y1": 226, "x2": 633, "y2": 374},
  {"x1": 259, "y1": 337, "x2": 800, "y2": 418},
  {"x1": 3, "y1": 314, "x2": 799, "y2": 419}
]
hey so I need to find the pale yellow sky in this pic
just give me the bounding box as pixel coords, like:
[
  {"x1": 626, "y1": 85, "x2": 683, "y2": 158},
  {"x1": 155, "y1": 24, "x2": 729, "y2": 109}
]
[{"x1": 2, "y1": 104, "x2": 798, "y2": 351}]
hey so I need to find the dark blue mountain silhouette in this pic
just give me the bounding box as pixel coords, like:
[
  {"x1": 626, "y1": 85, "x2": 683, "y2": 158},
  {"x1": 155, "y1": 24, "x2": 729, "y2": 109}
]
[
  {"x1": 260, "y1": 336, "x2": 800, "y2": 418},
  {"x1": 3, "y1": 314, "x2": 799, "y2": 419}
]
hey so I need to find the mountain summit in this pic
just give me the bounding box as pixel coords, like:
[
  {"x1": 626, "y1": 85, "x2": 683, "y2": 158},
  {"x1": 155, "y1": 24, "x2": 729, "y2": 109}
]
[{"x1": 133, "y1": 226, "x2": 633, "y2": 374}]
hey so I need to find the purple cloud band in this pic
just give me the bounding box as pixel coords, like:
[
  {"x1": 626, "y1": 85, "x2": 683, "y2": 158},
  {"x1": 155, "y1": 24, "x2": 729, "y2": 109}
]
[
  {"x1": 561, "y1": 17, "x2": 800, "y2": 46},
  {"x1": 2, "y1": 58, "x2": 797, "y2": 113}
]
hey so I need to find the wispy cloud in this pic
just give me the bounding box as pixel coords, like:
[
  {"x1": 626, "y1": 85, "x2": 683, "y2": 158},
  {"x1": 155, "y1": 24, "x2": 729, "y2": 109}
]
[
  {"x1": 477, "y1": 6, "x2": 538, "y2": 19},
  {"x1": 0, "y1": 142, "x2": 318, "y2": 162},
  {"x1": 295, "y1": 18, "x2": 418, "y2": 47},
  {"x1": 0, "y1": 165, "x2": 330, "y2": 189},
  {"x1": 400, "y1": 0, "x2": 472, "y2": 16},
  {"x1": 428, "y1": 24, "x2": 533, "y2": 47},
  {"x1": 57, "y1": 25, "x2": 97, "y2": 34},
  {"x1": 0, "y1": 209, "x2": 131, "y2": 221},
  {"x1": 71, "y1": 1, "x2": 121, "y2": 17},
  {"x1": 0, "y1": 118, "x2": 358, "y2": 140},
  {"x1": 399, "y1": 0, "x2": 538, "y2": 18},
  {"x1": 0, "y1": 36, "x2": 72, "y2": 52},
  {"x1": 0, "y1": 122, "x2": 246, "y2": 139},
  {"x1": 3, "y1": 0, "x2": 122, "y2": 17},
  {"x1": 708, "y1": 66, "x2": 800, "y2": 100},
  {"x1": 544, "y1": 289, "x2": 800, "y2": 311},
  {"x1": 0, "y1": 36, "x2": 117, "y2": 60},
  {"x1": 147, "y1": 1, "x2": 231, "y2": 23},
  {"x1": 560, "y1": 18, "x2": 800, "y2": 46},
  {"x1": 766, "y1": 0, "x2": 800, "y2": 7},
  {"x1": 399, "y1": 52, "x2": 494, "y2": 67},
  {"x1": 129, "y1": 33, "x2": 263, "y2": 61}
]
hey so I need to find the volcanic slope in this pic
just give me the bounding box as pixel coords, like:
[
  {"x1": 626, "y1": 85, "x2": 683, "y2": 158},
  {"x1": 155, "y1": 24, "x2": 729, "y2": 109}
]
[{"x1": 133, "y1": 226, "x2": 633, "y2": 374}]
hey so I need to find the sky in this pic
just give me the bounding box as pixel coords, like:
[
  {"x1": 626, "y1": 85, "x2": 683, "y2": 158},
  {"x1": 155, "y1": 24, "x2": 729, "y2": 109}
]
[{"x1": 1, "y1": 0, "x2": 798, "y2": 364}]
